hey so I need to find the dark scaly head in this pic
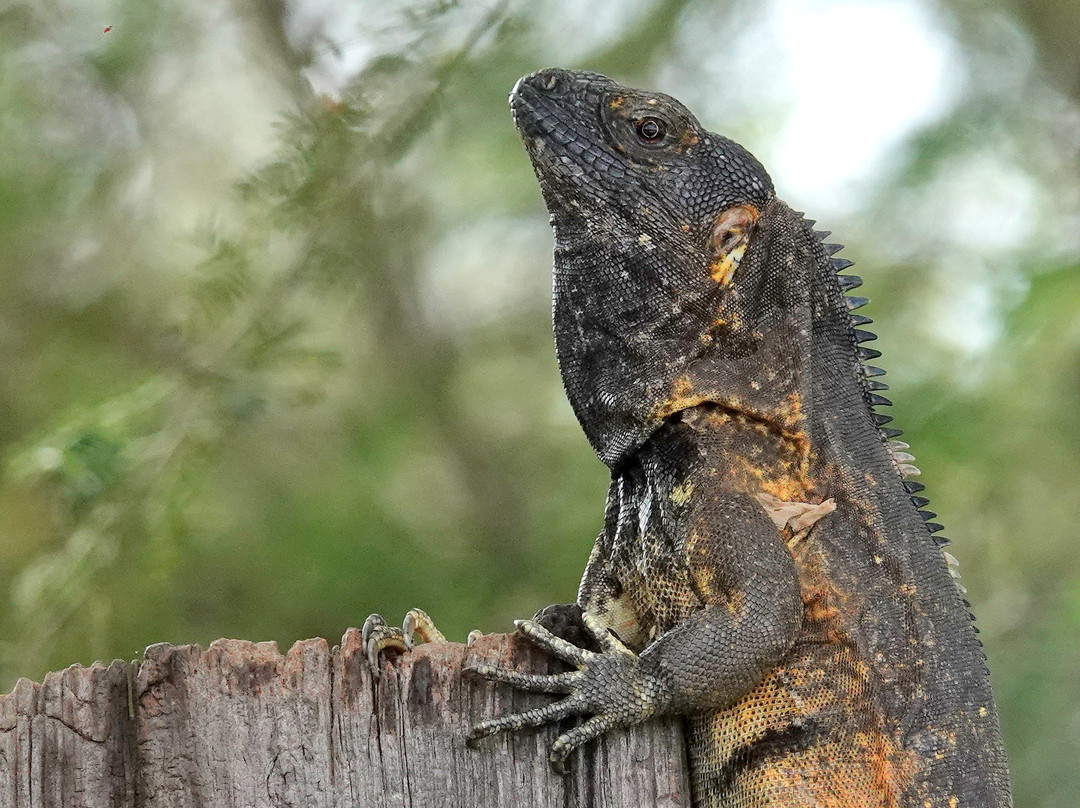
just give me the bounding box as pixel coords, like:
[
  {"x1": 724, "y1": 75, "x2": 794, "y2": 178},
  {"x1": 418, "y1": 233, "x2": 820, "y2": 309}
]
[{"x1": 511, "y1": 68, "x2": 840, "y2": 469}]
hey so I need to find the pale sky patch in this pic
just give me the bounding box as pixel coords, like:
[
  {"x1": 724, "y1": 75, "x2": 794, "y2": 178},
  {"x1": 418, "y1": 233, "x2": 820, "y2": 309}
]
[
  {"x1": 767, "y1": 0, "x2": 961, "y2": 212},
  {"x1": 660, "y1": 0, "x2": 962, "y2": 216}
]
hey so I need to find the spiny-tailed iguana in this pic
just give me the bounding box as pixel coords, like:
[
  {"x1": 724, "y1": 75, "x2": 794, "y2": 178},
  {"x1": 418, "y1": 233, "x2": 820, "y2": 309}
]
[{"x1": 365, "y1": 68, "x2": 1012, "y2": 808}]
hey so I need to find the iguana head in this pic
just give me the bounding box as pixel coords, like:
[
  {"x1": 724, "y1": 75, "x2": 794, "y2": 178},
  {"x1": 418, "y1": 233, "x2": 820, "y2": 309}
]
[
  {"x1": 511, "y1": 68, "x2": 849, "y2": 469},
  {"x1": 510, "y1": 68, "x2": 773, "y2": 230}
]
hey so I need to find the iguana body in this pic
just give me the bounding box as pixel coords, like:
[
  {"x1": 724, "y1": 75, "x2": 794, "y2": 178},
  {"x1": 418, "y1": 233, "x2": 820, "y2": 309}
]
[{"x1": 367, "y1": 68, "x2": 1012, "y2": 807}]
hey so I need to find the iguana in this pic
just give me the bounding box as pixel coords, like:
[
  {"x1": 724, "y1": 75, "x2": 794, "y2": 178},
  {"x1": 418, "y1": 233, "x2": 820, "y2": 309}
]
[{"x1": 364, "y1": 68, "x2": 1012, "y2": 807}]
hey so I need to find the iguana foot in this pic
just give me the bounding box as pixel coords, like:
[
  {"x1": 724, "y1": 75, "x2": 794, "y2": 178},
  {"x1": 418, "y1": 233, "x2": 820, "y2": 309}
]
[
  {"x1": 362, "y1": 608, "x2": 448, "y2": 679},
  {"x1": 464, "y1": 610, "x2": 655, "y2": 773}
]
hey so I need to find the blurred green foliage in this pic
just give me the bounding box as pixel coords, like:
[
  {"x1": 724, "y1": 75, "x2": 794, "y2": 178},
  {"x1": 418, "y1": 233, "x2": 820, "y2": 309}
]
[{"x1": 0, "y1": 0, "x2": 1077, "y2": 804}]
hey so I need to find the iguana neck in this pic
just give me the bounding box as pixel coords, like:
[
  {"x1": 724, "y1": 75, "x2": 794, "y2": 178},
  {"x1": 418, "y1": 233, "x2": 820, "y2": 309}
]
[{"x1": 552, "y1": 197, "x2": 889, "y2": 479}]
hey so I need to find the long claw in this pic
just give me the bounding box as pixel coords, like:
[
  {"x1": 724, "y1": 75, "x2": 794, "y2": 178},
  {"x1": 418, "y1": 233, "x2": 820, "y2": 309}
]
[
  {"x1": 549, "y1": 714, "x2": 621, "y2": 774},
  {"x1": 362, "y1": 614, "x2": 406, "y2": 680},
  {"x1": 464, "y1": 664, "x2": 581, "y2": 694},
  {"x1": 403, "y1": 608, "x2": 447, "y2": 647},
  {"x1": 466, "y1": 697, "x2": 581, "y2": 746},
  {"x1": 361, "y1": 613, "x2": 385, "y2": 649},
  {"x1": 362, "y1": 609, "x2": 445, "y2": 680},
  {"x1": 368, "y1": 640, "x2": 381, "y2": 675},
  {"x1": 515, "y1": 619, "x2": 592, "y2": 666}
]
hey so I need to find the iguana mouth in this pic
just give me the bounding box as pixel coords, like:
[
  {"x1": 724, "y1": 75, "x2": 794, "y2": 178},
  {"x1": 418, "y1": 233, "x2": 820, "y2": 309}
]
[{"x1": 509, "y1": 69, "x2": 611, "y2": 181}]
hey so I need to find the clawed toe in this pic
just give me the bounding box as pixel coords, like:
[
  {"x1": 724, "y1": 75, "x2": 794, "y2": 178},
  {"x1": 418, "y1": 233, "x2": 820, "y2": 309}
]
[
  {"x1": 361, "y1": 614, "x2": 406, "y2": 678},
  {"x1": 465, "y1": 662, "x2": 580, "y2": 694},
  {"x1": 466, "y1": 697, "x2": 580, "y2": 747},
  {"x1": 362, "y1": 608, "x2": 447, "y2": 679},
  {"x1": 402, "y1": 608, "x2": 447, "y2": 645}
]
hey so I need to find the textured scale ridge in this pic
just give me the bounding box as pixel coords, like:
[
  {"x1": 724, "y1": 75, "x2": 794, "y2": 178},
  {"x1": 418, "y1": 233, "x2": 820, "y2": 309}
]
[
  {"x1": 463, "y1": 68, "x2": 1012, "y2": 808},
  {"x1": 812, "y1": 224, "x2": 971, "y2": 596},
  {"x1": 806, "y1": 223, "x2": 981, "y2": 621}
]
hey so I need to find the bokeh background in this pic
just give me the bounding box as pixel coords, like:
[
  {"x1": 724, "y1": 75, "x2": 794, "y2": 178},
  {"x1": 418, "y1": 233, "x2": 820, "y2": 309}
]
[{"x1": 1, "y1": 0, "x2": 1077, "y2": 803}]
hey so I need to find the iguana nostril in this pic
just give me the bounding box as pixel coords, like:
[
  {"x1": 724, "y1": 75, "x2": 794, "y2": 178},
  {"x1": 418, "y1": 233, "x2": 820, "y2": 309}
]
[{"x1": 520, "y1": 68, "x2": 571, "y2": 96}]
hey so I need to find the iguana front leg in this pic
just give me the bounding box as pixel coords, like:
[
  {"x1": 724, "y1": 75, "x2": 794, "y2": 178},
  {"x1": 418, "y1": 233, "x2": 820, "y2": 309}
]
[{"x1": 465, "y1": 489, "x2": 807, "y2": 772}]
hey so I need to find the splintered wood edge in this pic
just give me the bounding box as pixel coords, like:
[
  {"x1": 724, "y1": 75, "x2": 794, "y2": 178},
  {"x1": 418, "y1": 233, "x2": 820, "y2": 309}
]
[{"x1": 0, "y1": 629, "x2": 541, "y2": 719}]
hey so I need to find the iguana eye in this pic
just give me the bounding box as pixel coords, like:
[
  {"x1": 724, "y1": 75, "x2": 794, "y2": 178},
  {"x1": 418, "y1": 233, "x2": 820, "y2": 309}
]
[{"x1": 634, "y1": 117, "x2": 666, "y2": 143}]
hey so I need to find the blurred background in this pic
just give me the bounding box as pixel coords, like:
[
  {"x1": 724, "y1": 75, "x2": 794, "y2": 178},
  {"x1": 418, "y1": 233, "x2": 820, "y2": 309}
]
[{"x1": 0, "y1": 0, "x2": 1077, "y2": 802}]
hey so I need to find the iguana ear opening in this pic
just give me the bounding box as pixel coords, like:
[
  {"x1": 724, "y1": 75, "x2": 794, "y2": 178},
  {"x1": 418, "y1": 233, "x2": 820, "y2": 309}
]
[{"x1": 708, "y1": 204, "x2": 759, "y2": 285}]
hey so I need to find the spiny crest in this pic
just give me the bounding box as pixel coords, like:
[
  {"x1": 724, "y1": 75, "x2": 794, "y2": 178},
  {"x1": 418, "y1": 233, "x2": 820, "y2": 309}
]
[{"x1": 811, "y1": 225, "x2": 967, "y2": 596}]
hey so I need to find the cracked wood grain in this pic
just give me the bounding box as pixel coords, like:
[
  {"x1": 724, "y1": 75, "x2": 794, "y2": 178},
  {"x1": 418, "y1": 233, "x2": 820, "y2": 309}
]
[{"x1": 0, "y1": 631, "x2": 690, "y2": 807}]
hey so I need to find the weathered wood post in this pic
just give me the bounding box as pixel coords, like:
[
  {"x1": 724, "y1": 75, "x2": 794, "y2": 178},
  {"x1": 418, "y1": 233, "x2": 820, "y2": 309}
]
[{"x1": 0, "y1": 630, "x2": 691, "y2": 807}]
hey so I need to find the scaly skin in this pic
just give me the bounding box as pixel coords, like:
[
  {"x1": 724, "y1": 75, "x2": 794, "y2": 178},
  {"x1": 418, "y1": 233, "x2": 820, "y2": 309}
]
[
  {"x1": 366, "y1": 69, "x2": 1012, "y2": 807},
  {"x1": 461, "y1": 69, "x2": 1012, "y2": 807}
]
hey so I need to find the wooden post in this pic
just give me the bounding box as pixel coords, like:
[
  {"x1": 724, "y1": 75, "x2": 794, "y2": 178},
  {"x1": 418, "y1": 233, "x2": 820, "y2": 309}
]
[{"x1": 0, "y1": 630, "x2": 691, "y2": 807}]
